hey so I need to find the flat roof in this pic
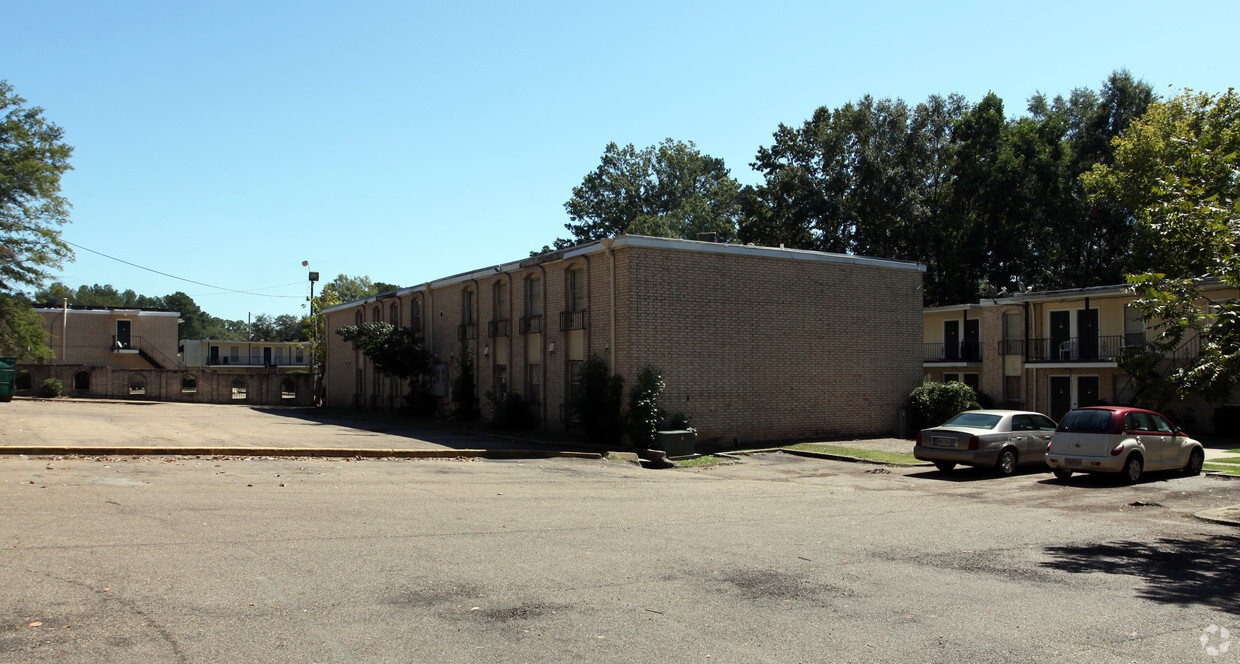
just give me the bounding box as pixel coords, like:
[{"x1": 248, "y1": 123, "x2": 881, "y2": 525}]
[{"x1": 324, "y1": 234, "x2": 925, "y2": 314}]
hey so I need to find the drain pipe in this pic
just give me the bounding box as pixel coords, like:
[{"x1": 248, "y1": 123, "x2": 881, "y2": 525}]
[{"x1": 601, "y1": 238, "x2": 616, "y2": 369}]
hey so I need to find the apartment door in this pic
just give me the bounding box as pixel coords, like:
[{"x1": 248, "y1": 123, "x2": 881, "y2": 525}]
[
  {"x1": 115, "y1": 320, "x2": 132, "y2": 349},
  {"x1": 944, "y1": 320, "x2": 960, "y2": 360},
  {"x1": 1050, "y1": 376, "x2": 1072, "y2": 421},
  {"x1": 1078, "y1": 308, "x2": 1099, "y2": 360},
  {"x1": 263, "y1": 347, "x2": 272, "y2": 366},
  {"x1": 963, "y1": 319, "x2": 981, "y2": 361},
  {"x1": 1050, "y1": 311, "x2": 1071, "y2": 360}
]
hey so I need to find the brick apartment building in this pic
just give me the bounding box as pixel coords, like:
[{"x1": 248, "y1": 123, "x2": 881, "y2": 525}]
[
  {"x1": 322, "y1": 235, "x2": 926, "y2": 445},
  {"x1": 15, "y1": 304, "x2": 313, "y2": 405},
  {"x1": 922, "y1": 282, "x2": 1240, "y2": 428}
]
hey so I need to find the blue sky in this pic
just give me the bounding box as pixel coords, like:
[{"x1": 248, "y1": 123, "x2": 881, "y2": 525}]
[{"x1": 6, "y1": 0, "x2": 1236, "y2": 322}]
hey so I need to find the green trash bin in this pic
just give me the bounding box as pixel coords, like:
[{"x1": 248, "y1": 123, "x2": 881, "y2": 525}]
[{"x1": 0, "y1": 356, "x2": 16, "y2": 403}]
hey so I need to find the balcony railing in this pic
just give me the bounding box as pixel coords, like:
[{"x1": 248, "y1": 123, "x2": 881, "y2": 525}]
[
  {"x1": 207, "y1": 357, "x2": 307, "y2": 367},
  {"x1": 560, "y1": 310, "x2": 588, "y2": 331},
  {"x1": 1026, "y1": 335, "x2": 1127, "y2": 362},
  {"x1": 519, "y1": 315, "x2": 543, "y2": 334},
  {"x1": 923, "y1": 342, "x2": 982, "y2": 362},
  {"x1": 457, "y1": 323, "x2": 477, "y2": 341},
  {"x1": 488, "y1": 319, "x2": 510, "y2": 338}
]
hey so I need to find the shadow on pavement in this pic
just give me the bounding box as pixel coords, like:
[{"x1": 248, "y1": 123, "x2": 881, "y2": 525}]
[
  {"x1": 906, "y1": 466, "x2": 1053, "y2": 482},
  {"x1": 1040, "y1": 534, "x2": 1240, "y2": 612},
  {"x1": 249, "y1": 406, "x2": 590, "y2": 452}
]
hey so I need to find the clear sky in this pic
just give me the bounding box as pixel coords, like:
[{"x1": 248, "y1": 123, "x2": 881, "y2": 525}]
[{"x1": 5, "y1": 0, "x2": 1236, "y2": 322}]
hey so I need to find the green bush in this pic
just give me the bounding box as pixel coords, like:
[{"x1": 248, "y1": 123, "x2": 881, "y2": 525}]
[
  {"x1": 908, "y1": 382, "x2": 980, "y2": 433},
  {"x1": 487, "y1": 390, "x2": 534, "y2": 431},
  {"x1": 625, "y1": 365, "x2": 665, "y2": 448},
  {"x1": 452, "y1": 341, "x2": 480, "y2": 421},
  {"x1": 571, "y1": 355, "x2": 624, "y2": 447},
  {"x1": 39, "y1": 377, "x2": 63, "y2": 398}
]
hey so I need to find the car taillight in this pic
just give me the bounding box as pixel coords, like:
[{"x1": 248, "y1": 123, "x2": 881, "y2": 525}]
[
  {"x1": 967, "y1": 435, "x2": 979, "y2": 451},
  {"x1": 916, "y1": 431, "x2": 922, "y2": 445},
  {"x1": 1046, "y1": 440, "x2": 1053, "y2": 453},
  {"x1": 1110, "y1": 442, "x2": 1125, "y2": 457}
]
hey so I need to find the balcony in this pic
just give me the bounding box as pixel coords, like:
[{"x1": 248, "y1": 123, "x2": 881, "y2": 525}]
[
  {"x1": 923, "y1": 342, "x2": 982, "y2": 363},
  {"x1": 519, "y1": 315, "x2": 543, "y2": 334},
  {"x1": 560, "y1": 310, "x2": 588, "y2": 331},
  {"x1": 1025, "y1": 335, "x2": 1127, "y2": 362},
  {"x1": 487, "y1": 319, "x2": 510, "y2": 338},
  {"x1": 457, "y1": 323, "x2": 477, "y2": 341}
]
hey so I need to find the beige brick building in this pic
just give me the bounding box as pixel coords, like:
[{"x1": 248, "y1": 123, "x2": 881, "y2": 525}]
[
  {"x1": 922, "y1": 283, "x2": 1239, "y2": 429},
  {"x1": 322, "y1": 235, "x2": 925, "y2": 445},
  {"x1": 15, "y1": 305, "x2": 313, "y2": 405}
]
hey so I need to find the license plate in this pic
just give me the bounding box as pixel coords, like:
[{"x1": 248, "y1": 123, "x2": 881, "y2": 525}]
[
  {"x1": 1067, "y1": 459, "x2": 1082, "y2": 468},
  {"x1": 931, "y1": 437, "x2": 956, "y2": 448}
]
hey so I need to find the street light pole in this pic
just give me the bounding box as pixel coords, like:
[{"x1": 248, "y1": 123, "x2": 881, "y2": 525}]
[{"x1": 304, "y1": 261, "x2": 320, "y2": 404}]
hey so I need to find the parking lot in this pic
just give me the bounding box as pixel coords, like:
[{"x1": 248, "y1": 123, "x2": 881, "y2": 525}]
[{"x1": 1, "y1": 400, "x2": 1239, "y2": 663}]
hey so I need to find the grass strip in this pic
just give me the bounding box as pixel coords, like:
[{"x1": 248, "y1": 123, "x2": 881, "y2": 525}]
[
  {"x1": 1207, "y1": 456, "x2": 1240, "y2": 465},
  {"x1": 674, "y1": 455, "x2": 732, "y2": 467},
  {"x1": 1204, "y1": 463, "x2": 1240, "y2": 476},
  {"x1": 784, "y1": 443, "x2": 919, "y2": 465}
]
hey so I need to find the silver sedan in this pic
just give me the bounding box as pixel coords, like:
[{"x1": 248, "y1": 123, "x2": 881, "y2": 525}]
[{"x1": 914, "y1": 410, "x2": 1058, "y2": 475}]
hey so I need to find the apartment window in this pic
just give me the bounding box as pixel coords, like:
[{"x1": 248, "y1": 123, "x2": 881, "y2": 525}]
[
  {"x1": 943, "y1": 372, "x2": 980, "y2": 394},
  {"x1": 1003, "y1": 312, "x2": 1022, "y2": 355},
  {"x1": 295, "y1": 348, "x2": 304, "y2": 364},
  {"x1": 561, "y1": 266, "x2": 587, "y2": 331},
  {"x1": 390, "y1": 303, "x2": 400, "y2": 327},
  {"x1": 521, "y1": 275, "x2": 543, "y2": 334},
  {"x1": 250, "y1": 347, "x2": 262, "y2": 365},
  {"x1": 355, "y1": 311, "x2": 363, "y2": 326},
  {"x1": 411, "y1": 298, "x2": 423, "y2": 333},
  {"x1": 274, "y1": 348, "x2": 284, "y2": 366},
  {"x1": 566, "y1": 266, "x2": 585, "y2": 312},
  {"x1": 494, "y1": 364, "x2": 508, "y2": 397},
  {"x1": 525, "y1": 364, "x2": 541, "y2": 404},
  {"x1": 373, "y1": 306, "x2": 382, "y2": 323},
  {"x1": 229, "y1": 346, "x2": 240, "y2": 364},
  {"x1": 1124, "y1": 305, "x2": 1147, "y2": 348},
  {"x1": 459, "y1": 288, "x2": 477, "y2": 340},
  {"x1": 490, "y1": 280, "x2": 510, "y2": 337}
]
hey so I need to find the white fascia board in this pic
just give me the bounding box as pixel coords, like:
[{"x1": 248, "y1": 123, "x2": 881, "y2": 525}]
[{"x1": 598, "y1": 235, "x2": 926, "y2": 272}]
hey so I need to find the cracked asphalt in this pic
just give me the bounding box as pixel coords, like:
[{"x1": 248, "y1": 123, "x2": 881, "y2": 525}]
[{"x1": 1, "y1": 402, "x2": 1239, "y2": 663}]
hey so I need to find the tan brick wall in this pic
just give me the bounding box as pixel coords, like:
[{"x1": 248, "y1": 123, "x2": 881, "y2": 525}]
[
  {"x1": 37, "y1": 308, "x2": 179, "y2": 369},
  {"x1": 323, "y1": 238, "x2": 925, "y2": 443}
]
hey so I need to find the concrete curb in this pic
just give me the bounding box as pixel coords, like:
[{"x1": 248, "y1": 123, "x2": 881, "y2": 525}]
[
  {"x1": 738, "y1": 447, "x2": 932, "y2": 467},
  {"x1": 0, "y1": 446, "x2": 603, "y2": 460},
  {"x1": 1194, "y1": 505, "x2": 1240, "y2": 527}
]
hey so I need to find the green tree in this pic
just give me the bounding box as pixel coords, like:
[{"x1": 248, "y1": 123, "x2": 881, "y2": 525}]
[
  {"x1": 1085, "y1": 88, "x2": 1240, "y2": 402},
  {"x1": 452, "y1": 340, "x2": 480, "y2": 421},
  {"x1": 558, "y1": 139, "x2": 741, "y2": 247},
  {"x1": 625, "y1": 365, "x2": 665, "y2": 448},
  {"x1": 335, "y1": 321, "x2": 434, "y2": 411},
  {"x1": 0, "y1": 81, "x2": 74, "y2": 359}
]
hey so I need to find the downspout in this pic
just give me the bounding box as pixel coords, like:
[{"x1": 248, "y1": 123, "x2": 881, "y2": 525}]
[
  {"x1": 62, "y1": 298, "x2": 68, "y2": 363},
  {"x1": 601, "y1": 238, "x2": 616, "y2": 369}
]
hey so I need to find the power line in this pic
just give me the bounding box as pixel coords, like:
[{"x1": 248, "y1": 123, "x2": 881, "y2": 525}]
[{"x1": 63, "y1": 240, "x2": 303, "y2": 299}]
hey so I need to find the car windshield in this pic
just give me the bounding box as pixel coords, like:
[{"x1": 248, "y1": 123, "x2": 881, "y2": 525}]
[
  {"x1": 942, "y1": 412, "x2": 1001, "y2": 430},
  {"x1": 1059, "y1": 409, "x2": 1113, "y2": 433}
]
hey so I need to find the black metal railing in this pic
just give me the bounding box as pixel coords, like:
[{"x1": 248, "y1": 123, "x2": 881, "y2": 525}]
[
  {"x1": 488, "y1": 319, "x2": 510, "y2": 337},
  {"x1": 560, "y1": 310, "x2": 588, "y2": 331},
  {"x1": 1026, "y1": 335, "x2": 1126, "y2": 362},
  {"x1": 998, "y1": 339, "x2": 1024, "y2": 356},
  {"x1": 519, "y1": 315, "x2": 543, "y2": 334},
  {"x1": 457, "y1": 323, "x2": 477, "y2": 341},
  {"x1": 923, "y1": 342, "x2": 982, "y2": 362},
  {"x1": 113, "y1": 335, "x2": 177, "y2": 369},
  {"x1": 207, "y1": 356, "x2": 307, "y2": 367}
]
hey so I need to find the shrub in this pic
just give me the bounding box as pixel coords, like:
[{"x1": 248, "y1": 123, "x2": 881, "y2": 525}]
[
  {"x1": 452, "y1": 341, "x2": 480, "y2": 421},
  {"x1": 908, "y1": 382, "x2": 979, "y2": 433},
  {"x1": 487, "y1": 390, "x2": 534, "y2": 431},
  {"x1": 625, "y1": 365, "x2": 665, "y2": 448},
  {"x1": 39, "y1": 377, "x2": 63, "y2": 398},
  {"x1": 571, "y1": 355, "x2": 624, "y2": 447}
]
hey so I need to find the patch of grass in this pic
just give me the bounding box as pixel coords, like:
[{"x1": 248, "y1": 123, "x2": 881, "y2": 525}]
[
  {"x1": 784, "y1": 443, "x2": 919, "y2": 465},
  {"x1": 1204, "y1": 463, "x2": 1240, "y2": 476},
  {"x1": 1229, "y1": 448, "x2": 1240, "y2": 454},
  {"x1": 1208, "y1": 456, "x2": 1240, "y2": 465},
  {"x1": 674, "y1": 455, "x2": 732, "y2": 467}
]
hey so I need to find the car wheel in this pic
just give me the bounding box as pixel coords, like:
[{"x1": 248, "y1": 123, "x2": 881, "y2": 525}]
[
  {"x1": 934, "y1": 461, "x2": 956, "y2": 472},
  {"x1": 1121, "y1": 455, "x2": 1143, "y2": 484},
  {"x1": 995, "y1": 448, "x2": 1018, "y2": 476},
  {"x1": 1053, "y1": 468, "x2": 1072, "y2": 481},
  {"x1": 1184, "y1": 448, "x2": 1204, "y2": 476}
]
